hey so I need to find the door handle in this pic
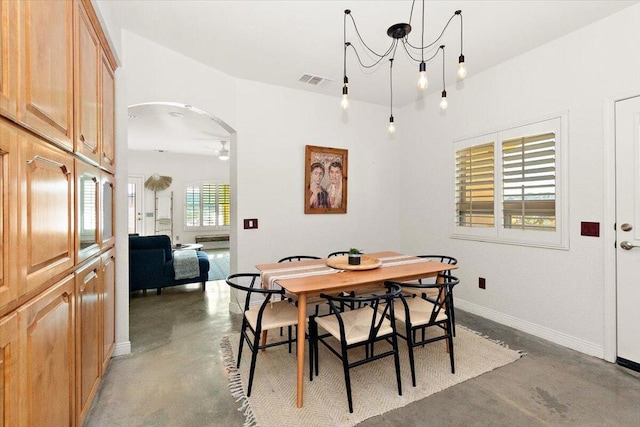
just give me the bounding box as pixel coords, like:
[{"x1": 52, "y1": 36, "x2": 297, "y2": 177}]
[{"x1": 620, "y1": 241, "x2": 639, "y2": 250}]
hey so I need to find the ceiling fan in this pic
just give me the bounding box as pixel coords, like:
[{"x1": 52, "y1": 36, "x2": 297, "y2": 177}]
[{"x1": 217, "y1": 141, "x2": 230, "y2": 161}]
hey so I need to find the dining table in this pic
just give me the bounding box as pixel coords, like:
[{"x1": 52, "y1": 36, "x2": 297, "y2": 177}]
[{"x1": 255, "y1": 251, "x2": 459, "y2": 408}]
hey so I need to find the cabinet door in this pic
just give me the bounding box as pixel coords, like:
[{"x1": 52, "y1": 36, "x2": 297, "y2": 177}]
[
  {"x1": 100, "y1": 172, "x2": 115, "y2": 249},
  {"x1": 0, "y1": 312, "x2": 18, "y2": 426},
  {"x1": 75, "y1": 257, "x2": 100, "y2": 425},
  {"x1": 100, "y1": 53, "x2": 115, "y2": 172},
  {"x1": 18, "y1": 0, "x2": 73, "y2": 150},
  {"x1": 18, "y1": 274, "x2": 75, "y2": 427},
  {"x1": 21, "y1": 133, "x2": 75, "y2": 295},
  {"x1": 74, "y1": 1, "x2": 100, "y2": 164},
  {"x1": 0, "y1": 0, "x2": 18, "y2": 120},
  {"x1": 76, "y1": 160, "x2": 100, "y2": 264},
  {"x1": 0, "y1": 120, "x2": 18, "y2": 313},
  {"x1": 100, "y1": 248, "x2": 115, "y2": 372}
]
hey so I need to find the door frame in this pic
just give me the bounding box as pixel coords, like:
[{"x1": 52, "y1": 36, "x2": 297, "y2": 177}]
[
  {"x1": 127, "y1": 175, "x2": 145, "y2": 235},
  {"x1": 604, "y1": 91, "x2": 640, "y2": 362}
]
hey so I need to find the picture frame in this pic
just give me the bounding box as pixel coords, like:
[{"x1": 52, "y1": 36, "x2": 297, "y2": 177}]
[{"x1": 305, "y1": 145, "x2": 348, "y2": 214}]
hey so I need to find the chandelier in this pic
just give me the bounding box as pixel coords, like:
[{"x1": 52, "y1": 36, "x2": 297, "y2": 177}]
[{"x1": 341, "y1": 1, "x2": 467, "y2": 133}]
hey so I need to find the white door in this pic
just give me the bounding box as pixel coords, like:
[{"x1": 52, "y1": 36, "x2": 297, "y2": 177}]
[
  {"x1": 616, "y1": 95, "x2": 640, "y2": 369},
  {"x1": 127, "y1": 176, "x2": 144, "y2": 235}
]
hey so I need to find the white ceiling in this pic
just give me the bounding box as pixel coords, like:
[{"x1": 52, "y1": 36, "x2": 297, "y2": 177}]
[{"x1": 102, "y1": 0, "x2": 639, "y2": 154}]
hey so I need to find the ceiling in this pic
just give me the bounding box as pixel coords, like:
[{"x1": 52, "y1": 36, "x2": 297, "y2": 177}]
[{"x1": 100, "y1": 0, "x2": 639, "y2": 154}]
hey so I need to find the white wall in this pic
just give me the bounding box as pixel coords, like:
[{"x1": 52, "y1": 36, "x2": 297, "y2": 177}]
[
  {"x1": 234, "y1": 80, "x2": 401, "y2": 273},
  {"x1": 399, "y1": 5, "x2": 640, "y2": 357},
  {"x1": 128, "y1": 150, "x2": 230, "y2": 243}
]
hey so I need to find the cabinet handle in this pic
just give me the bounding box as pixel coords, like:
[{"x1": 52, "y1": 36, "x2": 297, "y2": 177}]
[
  {"x1": 80, "y1": 134, "x2": 85, "y2": 142},
  {"x1": 27, "y1": 155, "x2": 71, "y2": 175}
]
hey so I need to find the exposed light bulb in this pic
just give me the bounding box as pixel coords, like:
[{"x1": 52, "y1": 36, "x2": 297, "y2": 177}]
[
  {"x1": 387, "y1": 116, "x2": 396, "y2": 134},
  {"x1": 457, "y1": 54, "x2": 467, "y2": 79},
  {"x1": 341, "y1": 86, "x2": 349, "y2": 110},
  {"x1": 440, "y1": 90, "x2": 448, "y2": 110},
  {"x1": 417, "y1": 62, "x2": 428, "y2": 90}
]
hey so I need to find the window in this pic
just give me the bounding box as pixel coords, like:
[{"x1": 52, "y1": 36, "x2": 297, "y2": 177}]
[
  {"x1": 456, "y1": 142, "x2": 495, "y2": 228},
  {"x1": 185, "y1": 182, "x2": 230, "y2": 229},
  {"x1": 452, "y1": 115, "x2": 567, "y2": 249}
]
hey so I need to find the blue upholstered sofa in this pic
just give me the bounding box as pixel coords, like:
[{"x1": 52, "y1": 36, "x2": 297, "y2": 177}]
[{"x1": 129, "y1": 235, "x2": 210, "y2": 294}]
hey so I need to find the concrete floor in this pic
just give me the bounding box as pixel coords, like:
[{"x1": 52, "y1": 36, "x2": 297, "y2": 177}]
[{"x1": 86, "y1": 280, "x2": 640, "y2": 426}]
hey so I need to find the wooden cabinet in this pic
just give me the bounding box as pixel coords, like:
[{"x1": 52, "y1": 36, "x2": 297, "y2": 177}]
[
  {"x1": 100, "y1": 53, "x2": 116, "y2": 172},
  {"x1": 100, "y1": 248, "x2": 115, "y2": 373},
  {"x1": 17, "y1": 274, "x2": 75, "y2": 427},
  {"x1": 20, "y1": 133, "x2": 75, "y2": 296},
  {"x1": 18, "y1": 0, "x2": 74, "y2": 150},
  {"x1": 0, "y1": 0, "x2": 18, "y2": 120},
  {"x1": 0, "y1": 119, "x2": 18, "y2": 313},
  {"x1": 74, "y1": 0, "x2": 100, "y2": 164},
  {"x1": 76, "y1": 160, "x2": 100, "y2": 264},
  {"x1": 100, "y1": 171, "x2": 115, "y2": 249},
  {"x1": 75, "y1": 257, "x2": 101, "y2": 425},
  {"x1": 0, "y1": 312, "x2": 18, "y2": 426},
  {"x1": 1, "y1": 1, "x2": 118, "y2": 424}
]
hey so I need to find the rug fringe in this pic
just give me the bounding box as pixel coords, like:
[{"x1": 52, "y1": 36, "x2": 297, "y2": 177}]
[
  {"x1": 458, "y1": 324, "x2": 527, "y2": 357},
  {"x1": 220, "y1": 336, "x2": 259, "y2": 427}
]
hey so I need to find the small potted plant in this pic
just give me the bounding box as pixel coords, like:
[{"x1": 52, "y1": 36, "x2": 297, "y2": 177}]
[{"x1": 348, "y1": 248, "x2": 362, "y2": 265}]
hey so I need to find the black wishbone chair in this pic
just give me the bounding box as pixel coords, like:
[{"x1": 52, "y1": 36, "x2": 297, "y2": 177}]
[
  {"x1": 327, "y1": 251, "x2": 350, "y2": 258},
  {"x1": 414, "y1": 255, "x2": 459, "y2": 335},
  {"x1": 225, "y1": 273, "x2": 299, "y2": 396},
  {"x1": 277, "y1": 255, "x2": 327, "y2": 316},
  {"x1": 385, "y1": 274, "x2": 459, "y2": 387},
  {"x1": 309, "y1": 283, "x2": 403, "y2": 413}
]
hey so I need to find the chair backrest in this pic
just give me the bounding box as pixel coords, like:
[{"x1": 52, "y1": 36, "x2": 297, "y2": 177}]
[
  {"x1": 327, "y1": 251, "x2": 349, "y2": 258},
  {"x1": 278, "y1": 255, "x2": 321, "y2": 263},
  {"x1": 391, "y1": 274, "x2": 459, "y2": 324},
  {"x1": 320, "y1": 283, "x2": 402, "y2": 343},
  {"x1": 225, "y1": 273, "x2": 287, "y2": 316},
  {"x1": 416, "y1": 255, "x2": 457, "y2": 284}
]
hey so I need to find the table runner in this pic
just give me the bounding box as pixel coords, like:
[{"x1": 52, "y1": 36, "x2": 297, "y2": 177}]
[{"x1": 260, "y1": 255, "x2": 432, "y2": 289}]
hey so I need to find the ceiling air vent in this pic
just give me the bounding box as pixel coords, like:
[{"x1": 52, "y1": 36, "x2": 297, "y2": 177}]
[{"x1": 299, "y1": 74, "x2": 333, "y2": 88}]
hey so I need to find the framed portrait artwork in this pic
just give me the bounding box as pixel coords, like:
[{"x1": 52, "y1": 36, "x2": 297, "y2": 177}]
[{"x1": 305, "y1": 145, "x2": 348, "y2": 214}]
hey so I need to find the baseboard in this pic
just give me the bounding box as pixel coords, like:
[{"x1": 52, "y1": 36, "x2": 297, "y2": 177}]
[
  {"x1": 456, "y1": 299, "x2": 605, "y2": 359},
  {"x1": 112, "y1": 340, "x2": 132, "y2": 357}
]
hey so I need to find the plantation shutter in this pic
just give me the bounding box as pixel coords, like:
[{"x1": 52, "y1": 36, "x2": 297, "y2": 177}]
[
  {"x1": 202, "y1": 184, "x2": 217, "y2": 226},
  {"x1": 502, "y1": 132, "x2": 556, "y2": 230},
  {"x1": 218, "y1": 184, "x2": 230, "y2": 226},
  {"x1": 185, "y1": 186, "x2": 200, "y2": 227},
  {"x1": 455, "y1": 142, "x2": 495, "y2": 227}
]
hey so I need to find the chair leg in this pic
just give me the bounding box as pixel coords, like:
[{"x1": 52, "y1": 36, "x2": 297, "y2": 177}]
[
  {"x1": 341, "y1": 351, "x2": 354, "y2": 413},
  {"x1": 447, "y1": 320, "x2": 455, "y2": 374},
  {"x1": 288, "y1": 325, "x2": 293, "y2": 353},
  {"x1": 201, "y1": 281, "x2": 206, "y2": 292},
  {"x1": 156, "y1": 288, "x2": 161, "y2": 295},
  {"x1": 449, "y1": 295, "x2": 456, "y2": 337},
  {"x1": 237, "y1": 320, "x2": 247, "y2": 368},
  {"x1": 391, "y1": 333, "x2": 403, "y2": 397},
  {"x1": 247, "y1": 328, "x2": 262, "y2": 397},
  {"x1": 309, "y1": 317, "x2": 316, "y2": 381},
  {"x1": 406, "y1": 324, "x2": 417, "y2": 387}
]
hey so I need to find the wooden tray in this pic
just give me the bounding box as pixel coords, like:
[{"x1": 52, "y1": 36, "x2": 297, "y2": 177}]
[{"x1": 326, "y1": 255, "x2": 381, "y2": 271}]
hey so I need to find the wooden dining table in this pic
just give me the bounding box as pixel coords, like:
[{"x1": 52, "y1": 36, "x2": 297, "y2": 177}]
[{"x1": 255, "y1": 251, "x2": 458, "y2": 408}]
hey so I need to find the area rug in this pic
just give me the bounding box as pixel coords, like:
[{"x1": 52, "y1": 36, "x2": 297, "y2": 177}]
[
  {"x1": 208, "y1": 252, "x2": 230, "y2": 280},
  {"x1": 221, "y1": 325, "x2": 523, "y2": 426}
]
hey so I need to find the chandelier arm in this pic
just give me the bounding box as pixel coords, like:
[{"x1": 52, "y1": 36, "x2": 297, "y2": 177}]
[
  {"x1": 399, "y1": 39, "x2": 441, "y2": 64},
  {"x1": 421, "y1": 0, "x2": 425, "y2": 62},
  {"x1": 405, "y1": 12, "x2": 458, "y2": 50},
  {"x1": 347, "y1": 41, "x2": 394, "y2": 70},
  {"x1": 347, "y1": 12, "x2": 390, "y2": 58},
  {"x1": 459, "y1": 11, "x2": 464, "y2": 55}
]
